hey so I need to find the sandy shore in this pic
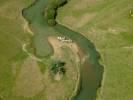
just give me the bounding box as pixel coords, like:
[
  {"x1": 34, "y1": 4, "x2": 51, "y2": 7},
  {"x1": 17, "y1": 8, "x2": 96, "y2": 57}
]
[
  {"x1": 21, "y1": 16, "x2": 34, "y2": 35},
  {"x1": 48, "y1": 36, "x2": 80, "y2": 61}
]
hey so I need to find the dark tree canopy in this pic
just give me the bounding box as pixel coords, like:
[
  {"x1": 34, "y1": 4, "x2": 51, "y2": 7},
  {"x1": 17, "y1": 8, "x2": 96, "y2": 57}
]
[
  {"x1": 45, "y1": 0, "x2": 67, "y2": 26},
  {"x1": 51, "y1": 60, "x2": 66, "y2": 75}
]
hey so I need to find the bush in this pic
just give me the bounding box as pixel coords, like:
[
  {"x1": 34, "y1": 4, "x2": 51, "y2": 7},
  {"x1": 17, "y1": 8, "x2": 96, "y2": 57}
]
[{"x1": 46, "y1": 8, "x2": 56, "y2": 19}]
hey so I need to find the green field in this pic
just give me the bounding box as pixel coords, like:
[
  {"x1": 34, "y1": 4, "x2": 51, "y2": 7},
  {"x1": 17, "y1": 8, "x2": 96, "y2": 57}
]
[
  {"x1": 0, "y1": 0, "x2": 33, "y2": 99},
  {"x1": 57, "y1": 0, "x2": 133, "y2": 100}
]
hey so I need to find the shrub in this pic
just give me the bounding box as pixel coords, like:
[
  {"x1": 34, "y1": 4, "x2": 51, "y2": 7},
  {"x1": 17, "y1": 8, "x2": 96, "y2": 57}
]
[{"x1": 47, "y1": 19, "x2": 56, "y2": 26}]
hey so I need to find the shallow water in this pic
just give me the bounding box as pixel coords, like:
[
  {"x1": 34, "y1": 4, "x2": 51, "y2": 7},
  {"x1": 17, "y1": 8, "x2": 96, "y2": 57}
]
[{"x1": 22, "y1": 0, "x2": 103, "y2": 100}]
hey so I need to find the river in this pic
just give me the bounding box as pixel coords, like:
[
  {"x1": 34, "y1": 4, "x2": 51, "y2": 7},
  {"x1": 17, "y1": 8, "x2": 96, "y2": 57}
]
[{"x1": 22, "y1": 0, "x2": 103, "y2": 100}]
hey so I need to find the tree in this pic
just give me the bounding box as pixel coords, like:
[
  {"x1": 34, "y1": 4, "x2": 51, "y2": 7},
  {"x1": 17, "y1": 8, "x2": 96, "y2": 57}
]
[
  {"x1": 51, "y1": 60, "x2": 66, "y2": 75},
  {"x1": 45, "y1": 0, "x2": 67, "y2": 26},
  {"x1": 46, "y1": 8, "x2": 56, "y2": 19}
]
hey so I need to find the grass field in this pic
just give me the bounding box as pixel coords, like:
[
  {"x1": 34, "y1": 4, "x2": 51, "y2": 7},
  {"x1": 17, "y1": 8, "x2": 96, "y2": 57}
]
[
  {"x1": 0, "y1": 0, "x2": 34, "y2": 67},
  {"x1": 0, "y1": 0, "x2": 34, "y2": 99},
  {"x1": 57, "y1": 0, "x2": 133, "y2": 100}
]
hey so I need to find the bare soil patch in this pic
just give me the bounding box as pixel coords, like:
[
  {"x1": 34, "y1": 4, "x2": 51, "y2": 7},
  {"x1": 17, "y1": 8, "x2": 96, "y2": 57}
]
[{"x1": 48, "y1": 36, "x2": 79, "y2": 61}]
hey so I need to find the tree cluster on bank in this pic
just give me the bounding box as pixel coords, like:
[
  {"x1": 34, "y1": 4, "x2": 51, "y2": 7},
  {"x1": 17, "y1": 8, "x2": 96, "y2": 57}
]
[
  {"x1": 50, "y1": 60, "x2": 66, "y2": 75},
  {"x1": 45, "y1": 0, "x2": 67, "y2": 26}
]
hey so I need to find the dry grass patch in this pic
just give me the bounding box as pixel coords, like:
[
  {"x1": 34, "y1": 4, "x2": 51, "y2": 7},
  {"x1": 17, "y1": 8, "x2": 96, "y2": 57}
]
[
  {"x1": 73, "y1": 0, "x2": 98, "y2": 10},
  {"x1": 62, "y1": 13, "x2": 96, "y2": 29},
  {"x1": 12, "y1": 57, "x2": 44, "y2": 97}
]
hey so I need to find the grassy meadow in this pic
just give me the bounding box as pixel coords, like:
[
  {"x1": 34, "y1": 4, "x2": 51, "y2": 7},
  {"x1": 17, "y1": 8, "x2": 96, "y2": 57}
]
[
  {"x1": 57, "y1": 0, "x2": 133, "y2": 100},
  {"x1": 0, "y1": 0, "x2": 34, "y2": 99},
  {"x1": 0, "y1": 0, "x2": 34, "y2": 67}
]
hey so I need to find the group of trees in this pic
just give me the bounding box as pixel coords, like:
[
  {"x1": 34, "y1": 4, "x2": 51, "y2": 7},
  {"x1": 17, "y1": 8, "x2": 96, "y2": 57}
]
[
  {"x1": 45, "y1": 0, "x2": 67, "y2": 26},
  {"x1": 50, "y1": 60, "x2": 66, "y2": 75}
]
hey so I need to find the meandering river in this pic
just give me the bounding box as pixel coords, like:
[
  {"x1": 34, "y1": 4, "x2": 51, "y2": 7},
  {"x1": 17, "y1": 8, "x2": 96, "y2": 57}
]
[{"x1": 22, "y1": 0, "x2": 103, "y2": 100}]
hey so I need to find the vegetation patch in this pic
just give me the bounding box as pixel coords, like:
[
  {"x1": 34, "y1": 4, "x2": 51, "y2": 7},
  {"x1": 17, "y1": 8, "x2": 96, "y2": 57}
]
[
  {"x1": 45, "y1": 0, "x2": 67, "y2": 26},
  {"x1": 51, "y1": 60, "x2": 66, "y2": 74},
  {"x1": 12, "y1": 57, "x2": 44, "y2": 97}
]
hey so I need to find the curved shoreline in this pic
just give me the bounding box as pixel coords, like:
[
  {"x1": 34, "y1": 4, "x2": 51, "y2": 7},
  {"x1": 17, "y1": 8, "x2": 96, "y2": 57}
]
[{"x1": 22, "y1": 43, "x2": 43, "y2": 62}]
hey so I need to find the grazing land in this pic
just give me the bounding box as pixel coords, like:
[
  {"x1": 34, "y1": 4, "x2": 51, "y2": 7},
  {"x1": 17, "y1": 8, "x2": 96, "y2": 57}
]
[
  {"x1": 57, "y1": 0, "x2": 133, "y2": 100},
  {"x1": 0, "y1": 0, "x2": 34, "y2": 99}
]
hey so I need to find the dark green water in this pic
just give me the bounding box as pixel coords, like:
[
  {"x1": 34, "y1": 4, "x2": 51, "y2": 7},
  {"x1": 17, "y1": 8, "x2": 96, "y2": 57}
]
[{"x1": 22, "y1": 0, "x2": 103, "y2": 100}]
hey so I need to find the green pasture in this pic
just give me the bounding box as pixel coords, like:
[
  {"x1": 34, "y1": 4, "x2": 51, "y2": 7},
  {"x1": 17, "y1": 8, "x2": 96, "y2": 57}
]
[{"x1": 0, "y1": 0, "x2": 34, "y2": 99}]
